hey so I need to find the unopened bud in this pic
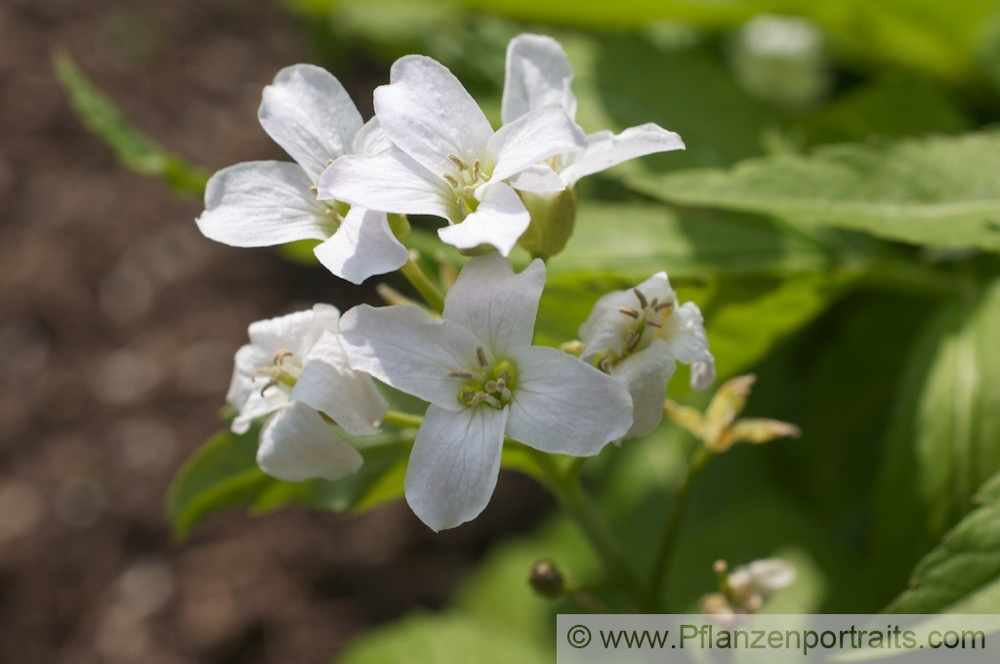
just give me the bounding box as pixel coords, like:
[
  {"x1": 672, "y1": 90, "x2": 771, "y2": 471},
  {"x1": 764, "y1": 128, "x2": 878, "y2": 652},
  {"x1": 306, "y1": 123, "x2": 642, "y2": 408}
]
[{"x1": 529, "y1": 559, "x2": 565, "y2": 600}]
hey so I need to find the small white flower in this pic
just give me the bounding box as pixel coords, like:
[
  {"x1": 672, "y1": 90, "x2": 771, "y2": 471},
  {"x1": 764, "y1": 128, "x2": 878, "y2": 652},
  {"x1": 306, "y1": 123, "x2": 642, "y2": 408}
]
[
  {"x1": 703, "y1": 557, "x2": 795, "y2": 616},
  {"x1": 196, "y1": 64, "x2": 407, "y2": 285},
  {"x1": 319, "y1": 55, "x2": 586, "y2": 256},
  {"x1": 339, "y1": 253, "x2": 633, "y2": 531},
  {"x1": 727, "y1": 558, "x2": 796, "y2": 598},
  {"x1": 228, "y1": 304, "x2": 387, "y2": 481},
  {"x1": 579, "y1": 273, "x2": 714, "y2": 438},
  {"x1": 502, "y1": 34, "x2": 685, "y2": 190}
]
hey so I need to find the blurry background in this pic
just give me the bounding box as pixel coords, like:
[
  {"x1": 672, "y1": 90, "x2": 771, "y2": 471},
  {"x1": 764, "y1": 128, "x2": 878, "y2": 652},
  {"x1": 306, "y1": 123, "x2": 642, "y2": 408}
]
[{"x1": 4, "y1": 0, "x2": 1000, "y2": 662}]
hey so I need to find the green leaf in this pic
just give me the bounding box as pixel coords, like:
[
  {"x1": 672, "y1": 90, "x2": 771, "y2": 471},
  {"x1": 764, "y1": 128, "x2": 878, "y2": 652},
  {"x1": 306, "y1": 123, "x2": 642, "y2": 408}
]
[
  {"x1": 630, "y1": 131, "x2": 1000, "y2": 253},
  {"x1": 884, "y1": 471, "x2": 1000, "y2": 613},
  {"x1": 702, "y1": 272, "x2": 854, "y2": 379},
  {"x1": 53, "y1": 50, "x2": 209, "y2": 196},
  {"x1": 166, "y1": 424, "x2": 413, "y2": 540},
  {"x1": 570, "y1": 34, "x2": 779, "y2": 173},
  {"x1": 868, "y1": 277, "x2": 1000, "y2": 598},
  {"x1": 166, "y1": 425, "x2": 272, "y2": 540},
  {"x1": 795, "y1": 73, "x2": 970, "y2": 147},
  {"x1": 546, "y1": 202, "x2": 842, "y2": 284}
]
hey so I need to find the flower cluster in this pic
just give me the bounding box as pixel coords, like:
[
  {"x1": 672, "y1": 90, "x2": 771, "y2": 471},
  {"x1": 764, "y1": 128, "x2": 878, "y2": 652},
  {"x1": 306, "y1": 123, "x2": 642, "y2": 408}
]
[{"x1": 200, "y1": 34, "x2": 709, "y2": 531}]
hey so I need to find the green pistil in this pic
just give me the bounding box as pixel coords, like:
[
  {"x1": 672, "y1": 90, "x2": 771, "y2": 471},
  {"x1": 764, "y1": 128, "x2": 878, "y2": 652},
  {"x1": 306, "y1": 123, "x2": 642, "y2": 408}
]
[{"x1": 455, "y1": 355, "x2": 517, "y2": 409}]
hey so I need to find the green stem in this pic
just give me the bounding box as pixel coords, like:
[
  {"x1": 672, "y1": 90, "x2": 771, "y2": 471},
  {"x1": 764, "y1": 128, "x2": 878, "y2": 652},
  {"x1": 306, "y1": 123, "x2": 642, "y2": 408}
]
[
  {"x1": 400, "y1": 252, "x2": 445, "y2": 313},
  {"x1": 647, "y1": 446, "x2": 712, "y2": 610},
  {"x1": 528, "y1": 449, "x2": 649, "y2": 611},
  {"x1": 383, "y1": 409, "x2": 423, "y2": 429}
]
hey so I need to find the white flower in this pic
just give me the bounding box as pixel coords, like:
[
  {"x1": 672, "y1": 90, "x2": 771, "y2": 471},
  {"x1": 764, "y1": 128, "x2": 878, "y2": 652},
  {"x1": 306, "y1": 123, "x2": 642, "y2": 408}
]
[
  {"x1": 727, "y1": 558, "x2": 796, "y2": 598},
  {"x1": 579, "y1": 273, "x2": 714, "y2": 438},
  {"x1": 196, "y1": 64, "x2": 407, "y2": 285},
  {"x1": 339, "y1": 253, "x2": 633, "y2": 531},
  {"x1": 319, "y1": 55, "x2": 586, "y2": 257},
  {"x1": 703, "y1": 557, "x2": 795, "y2": 616},
  {"x1": 502, "y1": 34, "x2": 685, "y2": 189},
  {"x1": 228, "y1": 304, "x2": 387, "y2": 481}
]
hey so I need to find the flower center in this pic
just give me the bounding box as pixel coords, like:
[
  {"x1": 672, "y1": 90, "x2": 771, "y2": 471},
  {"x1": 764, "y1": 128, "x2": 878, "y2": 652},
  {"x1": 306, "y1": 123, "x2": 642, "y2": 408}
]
[
  {"x1": 451, "y1": 346, "x2": 517, "y2": 409},
  {"x1": 595, "y1": 288, "x2": 674, "y2": 373},
  {"x1": 250, "y1": 349, "x2": 303, "y2": 396},
  {"x1": 310, "y1": 185, "x2": 350, "y2": 234},
  {"x1": 442, "y1": 153, "x2": 491, "y2": 220}
]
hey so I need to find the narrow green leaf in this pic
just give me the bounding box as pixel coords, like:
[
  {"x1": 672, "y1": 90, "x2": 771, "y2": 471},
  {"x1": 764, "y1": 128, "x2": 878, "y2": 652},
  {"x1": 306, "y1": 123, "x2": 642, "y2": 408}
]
[
  {"x1": 53, "y1": 50, "x2": 209, "y2": 196},
  {"x1": 630, "y1": 131, "x2": 1000, "y2": 253},
  {"x1": 884, "y1": 472, "x2": 1000, "y2": 613},
  {"x1": 869, "y1": 277, "x2": 1000, "y2": 597}
]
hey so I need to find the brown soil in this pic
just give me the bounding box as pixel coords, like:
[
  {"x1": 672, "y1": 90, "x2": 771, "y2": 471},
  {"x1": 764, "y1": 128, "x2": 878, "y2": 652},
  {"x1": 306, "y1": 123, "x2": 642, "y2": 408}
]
[{"x1": 0, "y1": 1, "x2": 550, "y2": 661}]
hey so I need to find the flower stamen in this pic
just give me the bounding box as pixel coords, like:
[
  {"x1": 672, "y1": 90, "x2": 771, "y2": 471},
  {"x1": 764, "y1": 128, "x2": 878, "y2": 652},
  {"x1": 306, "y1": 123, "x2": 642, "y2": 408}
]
[{"x1": 618, "y1": 307, "x2": 640, "y2": 319}]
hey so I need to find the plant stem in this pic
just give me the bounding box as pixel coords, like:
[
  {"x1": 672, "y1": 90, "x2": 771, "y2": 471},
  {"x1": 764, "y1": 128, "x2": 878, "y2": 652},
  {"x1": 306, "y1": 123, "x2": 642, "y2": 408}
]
[
  {"x1": 647, "y1": 446, "x2": 712, "y2": 610},
  {"x1": 528, "y1": 449, "x2": 649, "y2": 611},
  {"x1": 400, "y1": 251, "x2": 445, "y2": 313},
  {"x1": 382, "y1": 410, "x2": 423, "y2": 429}
]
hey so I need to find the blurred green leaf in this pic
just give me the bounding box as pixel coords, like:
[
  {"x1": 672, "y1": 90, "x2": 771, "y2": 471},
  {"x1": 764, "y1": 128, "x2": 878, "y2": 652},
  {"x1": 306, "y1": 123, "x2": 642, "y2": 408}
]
[
  {"x1": 703, "y1": 272, "x2": 854, "y2": 379},
  {"x1": 166, "y1": 424, "x2": 413, "y2": 540},
  {"x1": 795, "y1": 73, "x2": 970, "y2": 147},
  {"x1": 547, "y1": 202, "x2": 841, "y2": 283},
  {"x1": 868, "y1": 277, "x2": 1000, "y2": 597},
  {"x1": 570, "y1": 34, "x2": 780, "y2": 174},
  {"x1": 53, "y1": 50, "x2": 209, "y2": 196},
  {"x1": 630, "y1": 131, "x2": 1000, "y2": 253},
  {"x1": 883, "y1": 471, "x2": 1000, "y2": 613}
]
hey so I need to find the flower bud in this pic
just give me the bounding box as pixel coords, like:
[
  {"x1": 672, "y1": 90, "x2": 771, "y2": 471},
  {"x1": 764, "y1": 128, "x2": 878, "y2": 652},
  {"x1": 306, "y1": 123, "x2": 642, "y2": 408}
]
[
  {"x1": 516, "y1": 188, "x2": 579, "y2": 260},
  {"x1": 529, "y1": 559, "x2": 565, "y2": 599}
]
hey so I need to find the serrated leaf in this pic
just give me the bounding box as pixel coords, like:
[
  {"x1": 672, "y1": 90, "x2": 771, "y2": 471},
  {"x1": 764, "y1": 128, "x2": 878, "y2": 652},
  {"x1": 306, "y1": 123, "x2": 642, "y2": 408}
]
[
  {"x1": 868, "y1": 277, "x2": 1000, "y2": 597},
  {"x1": 630, "y1": 132, "x2": 1000, "y2": 253},
  {"x1": 884, "y1": 472, "x2": 1000, "y2": 613},
  {"x1": 53, "y1": 50, "x2": 209, "y2": 196}
]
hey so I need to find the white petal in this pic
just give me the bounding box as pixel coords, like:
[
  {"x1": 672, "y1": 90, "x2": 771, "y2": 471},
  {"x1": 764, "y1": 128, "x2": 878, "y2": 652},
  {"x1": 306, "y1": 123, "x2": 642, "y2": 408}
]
[
  {"x1": 505, "y1": 346, "x2": 632, "y2": 455},
  {"x1": 247, "y1": 307, "x2": 317, "y2": 354},
  {"x1": 258, "y1": 64, "x2": 363, "y2": 181},
  {"x1": 226, "y1": 343, "x2": 270, "y2": 413},
  {"x1": 404, "y1": 405, "x2": 507, "y2": 531},
  {"x1": 560, "y1": 123, "x2": 685, "y2": 186},
  {"x1": 611, "y1": 339, "x2": 676, "y2": 438},
  {"x1": 299, "y1": 303, "x2": 341, "y2": 355},
  {"x1": 293, "y1": 332, "x2": 387, "y2": 436},
  {"x1": 197, "y1": 161, "x2": 334, "y2": 247},
  {"x1": 374, "y1": 55, "x2": 493, "y2": 177},
  {"x1": 664, "y1": 301, "x2": 712, "y2": 366},
  {"x1": 257, "y1": 403, "x2": 363, "y2": 482},
  {"x1": 507, "y1": 164, "x2": 567, "y2": 194},
  {"x1": 319, "y1": 150, "x2": 455, "y2": 219},
  {"x1": 502, "y1": 34, "x2": 577, "y2": 124},
  {"x1": 437, "y1": 182, "x2": 530, "y2": 256},
  {"x1": 352, "y1": 117, "x2": 392, "y2": 156},
  {"x1": 339, "y1": 304, "x2": 482, "y2": 410},
  {"x1": 232, "y1": 384, "x2": 289, "y2": 434},
  {"x1": 314, "y1": 207, "x2": 408, "y2": 284},
  {"x1": 690, "y1": 359, "x2": 716, "y2": 392},
  {"x1": 443, "y1": 253, "x2": 545, "y2": 358},
  {"x1": 729, "y1": 558, "x2": 796, "y2": 594},
  {"x1": 488, "y1": 105, "x2": 585, "y2": 182}
]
